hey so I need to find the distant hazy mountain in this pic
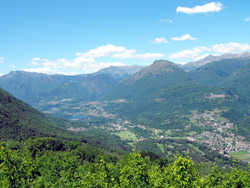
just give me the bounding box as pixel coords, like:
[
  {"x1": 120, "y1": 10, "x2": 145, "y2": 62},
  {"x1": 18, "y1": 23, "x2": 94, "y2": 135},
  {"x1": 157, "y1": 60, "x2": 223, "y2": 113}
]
[
  {"x1": 93, "y1": 65, "x2": 144, "y2": 79},
  {"x1": 188, "y1": 58, "x2": 250, "y2": 86},
  {"x1": 0, "y1": 71, "x2": 118, "y2": 110},
  {"x1": 182, "y1": 52, "x2": 250, "y2": 71}
]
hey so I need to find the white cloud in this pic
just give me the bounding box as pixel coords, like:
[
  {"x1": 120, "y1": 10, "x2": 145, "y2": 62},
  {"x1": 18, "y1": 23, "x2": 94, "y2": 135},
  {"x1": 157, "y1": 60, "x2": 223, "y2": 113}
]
[
  {"x1": 194, "y1": 53, "x2": 210, "y2": 61},
  {"x1": 77, "y1": 44, "x2": 164, "y2": 59},
  {"x1": 159, "y1": 18, "x2": 173, "y2": 23},
  {"x1": 31, "y1": 57, "x2": 96, "y2": 69},
  {"x1": 152, "y1": 37, "x2": 169, "y2": 44},
  {"x1": 112, "y1": 51, "x2": 164, "y2": 59},
  {"x1": 32, "y1": 58, "x2": 41, "y2": 61},
  {"x1": 80, "y1": 61, "x2": 126, "y2": 74},
  {"x1": 0, "y1": 57, "x2": 4, "y2": 64},
  {"x1": 76, "y1": 44, "x2": 127, "y2": 58},
  {"x1": 171, "y1": 34, "x2": 198, "y2": 41},
  {"x1": 169, "y1": 42, "x2": 250, "y2": 60},
  {"x1": 0, "y1": 73, "x2": 3, "y2": 76},
  {"x1": 23, "y1": 67, "x2": 54, "y2": 74},
  {"x1": 26, "y1": 44, "x2": 164, "y2": 74},
  {"x1": 28, "y1": 56, "x2": 126, "y2": 74},
  {"x1": 169, "y1": 47, "x2": 209, "y2": 59},
  {"x1": 245, "y1": 16, "x2": 250, "y2": 22},
  {"x1": 175, "y1": 61, "x2": 188, "y2": 65},
  {"x1": 212, "y1": 43, "x2": 250, "y2": 53},
  {"x1": 176, "y1": 2, "x2": 222, "y2": 14}
]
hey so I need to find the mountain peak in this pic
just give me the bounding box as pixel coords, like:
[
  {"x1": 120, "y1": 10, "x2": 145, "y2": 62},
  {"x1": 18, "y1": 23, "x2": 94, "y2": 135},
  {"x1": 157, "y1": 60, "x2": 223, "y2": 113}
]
[
  {"x1": 93, "y1": 65, "x2": 144, "y2": 79},
  {"x1": 120, "y1": 60, "x2": 186, "y2": 86},
  {"x1": 143, "y1": 60, "x2": 181, "y2": 74},
  {"x1": 182, "y1": 52, "x2": 250, "y2": 71}
]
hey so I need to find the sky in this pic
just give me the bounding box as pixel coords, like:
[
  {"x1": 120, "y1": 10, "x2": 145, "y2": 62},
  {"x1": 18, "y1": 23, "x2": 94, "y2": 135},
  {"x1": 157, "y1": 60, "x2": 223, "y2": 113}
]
[{"x1": 0, "y1": 0, "x2": 250, "y2": 75}]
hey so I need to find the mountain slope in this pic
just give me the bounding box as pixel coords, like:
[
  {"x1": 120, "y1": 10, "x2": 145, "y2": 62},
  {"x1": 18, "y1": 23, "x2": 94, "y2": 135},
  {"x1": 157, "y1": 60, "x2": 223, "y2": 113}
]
[
  {"x1": 105, "y1": 60, "x2": 193, "y2": 100},
  {"x1": 182, "y1": 52, "x2": 250, "y2": 71},
  {"x1": 0, "y1": 71, "x2": 118, "y2": 112},
  {"x1": 0, "y1": 88, "x2": 131, "y2": 150},
  {"x1": 102, "y1": 60, "x2": 248, "y2": 124},
  {"x1": 188, "y1": 58, "x2": 250, "y2": 86},
  {"x1": 0, "y1": 88, "x2": 76, "y2": 141},
  {"x1": 220, "y1": 62, "x2": 250, "y2": 100},
  {"x1": 93, "y1": 65, "x2": 144, "y2": 79}
]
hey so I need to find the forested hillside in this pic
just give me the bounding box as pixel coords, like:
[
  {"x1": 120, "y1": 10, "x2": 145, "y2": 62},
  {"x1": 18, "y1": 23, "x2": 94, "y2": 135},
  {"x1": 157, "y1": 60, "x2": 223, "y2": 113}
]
[
  {"x1": 1, "y1": 138, "x2": 249, "y2": 187},
  {"x1": 0, "y1": 88, "x2": 131, "y2": 151},
  {"x1": 188, "y1": 57, "x2": 250, "y2": 86},
  {"x1": 0, "y1": 71, "x2": 118, "y2": 109}
]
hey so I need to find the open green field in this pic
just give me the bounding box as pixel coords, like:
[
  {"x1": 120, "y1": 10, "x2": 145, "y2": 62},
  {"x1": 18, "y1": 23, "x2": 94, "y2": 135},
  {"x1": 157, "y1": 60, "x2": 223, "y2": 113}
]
[
  {"x1": 156, "y1": 143, "x2": 164, "y2": 153},
  {"x1": 229, "y1": 151, "x2": 250, "y2": 162},
  {"x1": 187, "y1": 131, "x2": 197, "y2": 136},
  {"x1": 113, "y1": 131, "x2": 137, "y2": 142}
]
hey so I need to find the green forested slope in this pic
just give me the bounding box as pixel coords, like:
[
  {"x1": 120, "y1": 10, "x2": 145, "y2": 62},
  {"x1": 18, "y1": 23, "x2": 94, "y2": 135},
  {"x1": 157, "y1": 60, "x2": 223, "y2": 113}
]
[
  {"x1": 0, "y1": 88, "x2": 130, "y2": 151},
  {"x1": 103, "y1": 60, "x2": 248, "y2": 119},
  {"x1": 0, "y1": 88, "x2": 80, "y2": 141},
  {"x1": 0, "y1": 138, "x2": 249, "y2": 187},
  {"x1": 104, "y1": 60, "x2": 193, "y2": 100},
  {"x1": 0, "y1": 71, "x2": 118, "y2": 108},
  {"x1": 188, "y1": 58, "x2": 250, "y2": 86},
  {"x1": 220, "y1": 62, "x2": 250, "y2": 99}
]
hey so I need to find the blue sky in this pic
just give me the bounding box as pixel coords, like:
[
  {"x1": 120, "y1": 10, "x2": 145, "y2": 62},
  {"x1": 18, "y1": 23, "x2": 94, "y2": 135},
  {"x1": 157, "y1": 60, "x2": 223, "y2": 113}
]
[{"x1": 0, "y1": 0, "x2": 250, "y2": 75}]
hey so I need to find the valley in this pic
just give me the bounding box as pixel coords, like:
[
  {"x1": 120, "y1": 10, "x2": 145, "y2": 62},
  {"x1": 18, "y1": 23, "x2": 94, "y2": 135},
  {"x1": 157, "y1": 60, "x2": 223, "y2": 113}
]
[
  {"x1": 2, "y1": 1, "x2": 250, "y2": 186},
  {"x1": 1, "y1": 56, "x2": 250, "y2": 163},
  {"x1": 49, "y1": 97, "x2": 250, "y2": 162}
]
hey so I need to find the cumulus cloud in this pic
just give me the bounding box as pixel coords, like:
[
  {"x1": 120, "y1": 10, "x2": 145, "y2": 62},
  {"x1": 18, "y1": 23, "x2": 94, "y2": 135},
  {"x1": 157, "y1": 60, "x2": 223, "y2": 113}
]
[
  {"x1": 24, "y1": 61, "x2": 126, "y2": 75},
  {"x1": 28, "y1": 56, "x2": 125, "y2": 74},
  {"x1": 112, "y1": 52, "x2": 164, "y2": 59},
  {"x1": 77, "y1": 44, "x2": 164, "y2": 59},
  {"x1": 245, "y1": 16, "x2": 250, "y2": 22},
  {"x1": 171, "y1": 34, "x2": 198, "y2": 41},
  {"x1": 176, "y1": 2, "x2": 222, "y2": 14},
  {"x1": 212, "y1": 43, "x2": 250, "y2": 53},
  {"x1": 32, "y1": 58, "x2": 41, "y2": 61},
  {"x1": 169, "y1": 42, "x2": 250, "y2": 60},
  {"x1": 25, "y1": 44, "x2": 164, "y2": 74},
  {"x1": 0, "y1": 57, "x2": 4, "y2": 64},
  {"x1": 23, "y1": 67, "x2": 54, "y2": 74},
  {"x1": 169, "y1": 47, "x2": 208, "y2": 59},
  {"x1": 152, "y1": 37, "x2": 169, "y2": 44},
  {"x1": 194, "y1": 54, "x2": 211, "y2": 61},
  {"x1": 175, "y1": 61, "x2": 188, "y2": 65},
  {"x1": 76, "y1": 44, "x2": 127, "y2": 58},
  {"x1": 159, "y1": 18, "x2": 173, "y2": 23}
]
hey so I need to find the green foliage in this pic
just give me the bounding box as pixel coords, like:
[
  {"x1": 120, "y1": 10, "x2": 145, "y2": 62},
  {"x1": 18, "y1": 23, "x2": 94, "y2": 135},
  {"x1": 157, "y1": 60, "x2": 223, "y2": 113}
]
[
  {"x1": 0, "y1": 88, "x2": 83, "y2": 141},
  {"x1": 119, "y1": 149, "x2": 150, "y2": 187},
  {"x1": 1, "y1": 139, "x2": 250, "y2": 187},
  {"x1": 0, "y1": 142, "x2": 39, "y2": 187},
  {"x1": 164, "y1": 155, "x2": 199, "y2": 187}
]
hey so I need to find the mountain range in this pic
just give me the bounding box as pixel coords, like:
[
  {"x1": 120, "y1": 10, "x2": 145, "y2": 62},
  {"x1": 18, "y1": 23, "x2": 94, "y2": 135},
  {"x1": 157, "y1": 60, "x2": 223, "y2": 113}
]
[
  {"x1": 0, "y1": 55, "x2": 250, "y2": 119},
  {"x1": 1, "y1": 54, "x2": 250, "y2": 159},
  {"x1": 182, "y1": 52, "x2": 250, "y2": 71}
]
